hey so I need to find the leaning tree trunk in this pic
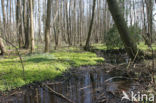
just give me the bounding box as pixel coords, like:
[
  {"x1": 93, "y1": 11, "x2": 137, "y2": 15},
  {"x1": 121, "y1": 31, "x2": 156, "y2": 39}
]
[
  {"x1": 84, "y1": 0, "x2": 96, "y2": 50},
  {"x1": 107, "y1": 0, "x2": 140, "y2": 59},
  {"x1": 44, "y1": 0, "x2": 52, "y2": 53}
]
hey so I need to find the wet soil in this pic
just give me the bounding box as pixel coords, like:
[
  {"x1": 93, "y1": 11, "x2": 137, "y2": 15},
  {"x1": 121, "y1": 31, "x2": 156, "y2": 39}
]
[
  {"x1": 0, "y1": 64, "x2": 146, "y2": 103},
  {"x1": 0, "y1": 50, "x2": 152, "y2": 103}
]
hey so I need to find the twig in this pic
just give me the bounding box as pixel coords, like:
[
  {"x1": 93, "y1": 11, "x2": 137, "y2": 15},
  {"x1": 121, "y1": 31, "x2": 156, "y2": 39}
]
[
  {"x1": 0, "y1": 36, "x2": 25, "y2": 79},
  {"x1": 126, "y1": 59, "x2": 132, "y2": 69},
  {"x1": 46, "y1": 82, "x2": 63, "y2": 85},
  {"x1": 132, "y1": 50, "x2": 139, "y2": 63},
  {"x1": 42, "y1": 83, "x2": 75, "y2": 103},
  {"x1": 126, "y1": 50, "x2": 139, "y2": 70},
  {"x1": 79, "y1": 85, "x2": 92, "y2": 90}
]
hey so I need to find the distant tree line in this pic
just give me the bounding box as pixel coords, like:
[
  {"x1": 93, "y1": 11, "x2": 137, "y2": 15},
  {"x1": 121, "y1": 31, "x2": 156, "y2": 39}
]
[{"x1": 0, "y1": 0, "x2": 155, "y2": 57}]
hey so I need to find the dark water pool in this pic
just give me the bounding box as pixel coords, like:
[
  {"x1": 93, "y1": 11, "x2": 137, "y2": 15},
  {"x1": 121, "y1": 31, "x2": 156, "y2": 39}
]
[{"x1": 0, "y1": 66, "x2": 136, "y2": 103}]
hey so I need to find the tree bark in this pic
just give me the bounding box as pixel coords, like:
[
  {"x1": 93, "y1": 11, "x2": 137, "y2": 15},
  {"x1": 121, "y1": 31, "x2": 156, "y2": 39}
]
[
  {"x1": 1, "y1": 0, "x2": 6, "y2": 30},
  {"x1": 84, "y1": 0, "x2": 96, "y2": 50},
  {"x1": 38, "y1": 0, "x2": 42, "y2": 42},
  {"x1": 23, "y1": 0, "x2": 30, "y2": 49},
  {"x1": 0, "y1": 0, "x2": 6, "y2": 55},
  {"x1": 29, "y1": 0, "x2": 35, "y2": 53},
  {"x1": 0, "y1": 37, "x2": 5, "y2": 55},
  {"x1": 16, "y1": 0, "x2": 23, "y2": 48},
  {"x1": 107, "y1": 0, "x2": 140, "y2": 59},
  {"x1": 45, "y1": 0, "x2": 52, "y2": 52},
  {"x1": 145, "y1": 0, "x2": 153, "y2": 43}
]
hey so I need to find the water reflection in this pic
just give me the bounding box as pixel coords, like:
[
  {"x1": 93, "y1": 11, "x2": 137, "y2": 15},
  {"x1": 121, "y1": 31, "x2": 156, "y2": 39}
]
[{"x1": 1, "y1": 68, "x2": 135, "y2": 103}]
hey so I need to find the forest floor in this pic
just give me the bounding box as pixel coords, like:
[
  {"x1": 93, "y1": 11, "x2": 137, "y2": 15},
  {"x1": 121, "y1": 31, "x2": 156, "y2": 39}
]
[
  {"x1": 92, "y1": 42, "x2": 156, "y2": 51},
  {"x1": 1, "y1": 63, "x2": 150, "y2": 103},
  {"x1": 0, "y1": 46, "x2": 104, "y2": 91},
  {"x1": 0, "y1": 43, "x2": 156, "y2": 103}
]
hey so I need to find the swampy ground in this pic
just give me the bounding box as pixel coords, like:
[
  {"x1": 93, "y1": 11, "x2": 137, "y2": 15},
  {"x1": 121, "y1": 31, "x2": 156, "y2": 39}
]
[{"x1": 0, "y1": 44, "x2": 156, "y2": 103}]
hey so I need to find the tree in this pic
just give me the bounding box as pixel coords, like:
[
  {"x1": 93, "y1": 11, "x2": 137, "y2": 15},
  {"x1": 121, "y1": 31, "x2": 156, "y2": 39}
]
[
  {"x1": 29, "y1": 0, "x2": 35, "y2": 53},
  {"x1": 0, "y1": 0, "x2": 6, "y2": 55},
  {"x1": 145, "y1": 0, "x2": 153, "y2": 43},
  {"x1": 1, "y1": 0, "x2": 6, "y2": 30},
  {"x1": 45, "y1": 0, "x2": 52, "y2": 52},
  {"x1": 38, "y1": 0, "x2": 42, "y2": 42},
  {"x1": 65, "y1": 0, "x2": 72, "y2": 46},
  {"x1": 23, "y1": 0, "x2": 30, "y2": 49},
  {"x1": 16, "y1": 0, "x2": 23, "y2": 48},
  {"x1": 107, "y1": 0, "x2": 140, "y2": 59},
  {"x1": 84, "y1": 0, "x2": 96, "y2": 50},
  {"x1": 0, "y1": 37, "x2": 5, "y2": 55}
]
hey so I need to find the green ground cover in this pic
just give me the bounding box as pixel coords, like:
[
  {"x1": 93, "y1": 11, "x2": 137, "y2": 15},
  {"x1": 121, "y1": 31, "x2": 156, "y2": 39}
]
[
  {"x1": 92, "y1": 42, "x2": 156, "y2": 51},
  {"x1": 0, "y1": 47, "x2": 104, "y2": 91},
  {"x1": 137, "y1": 42, "x2": 156, "y2": 50}
]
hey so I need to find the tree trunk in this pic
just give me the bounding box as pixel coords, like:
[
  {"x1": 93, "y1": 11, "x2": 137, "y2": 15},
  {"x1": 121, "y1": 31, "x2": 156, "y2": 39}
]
[
  {"x1": 0, "y1": 0, "x2": 6, "y2": 54},
  {"x1": 65, "y1": 1, "x2": 72, "y2": 46},
  {"x1": 1, "y1": 0, "x2": 6, "y2": 30},
  {"x1": 84, "y1": 0, "x2": 96, "y2": 50},
  {"x1": 0, "y1": 37, "x2": 5, "y2": 55},
  {"x1": 29, "y1": 0, "x2": 35, "y2": 53},
  {"x1": 16, "y1": 0, "x2": 23, "y2": 48},
  {"x1": 145, "y1": 0, "x2": 153, "y2": 43},
  {"x1": 45, "y1": 0, "x2": 52, "y2": 52},
  {"x1": 38, "y1": 0, "x2": 42, "y2": 42},
  {"x1": 107, "y1": 0, "x2": 140, "y2": 59},
  {"x1": 23, "y1": 0, "x2": 30, "y2": 49}
]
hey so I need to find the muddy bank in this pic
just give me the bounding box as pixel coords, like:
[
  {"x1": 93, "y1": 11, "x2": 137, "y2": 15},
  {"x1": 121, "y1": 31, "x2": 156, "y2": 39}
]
[
  {"x1": 0, "y1": 62, "x2": 148, "y2": 103},
  {"x1": 91, "y1": 49, "x2": 129, "y2": 64}
]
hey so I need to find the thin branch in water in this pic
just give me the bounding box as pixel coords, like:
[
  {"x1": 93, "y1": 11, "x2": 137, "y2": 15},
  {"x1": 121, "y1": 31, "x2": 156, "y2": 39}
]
[{"x1": 42, "y1": 83, "x2": 75, "y2": 103}]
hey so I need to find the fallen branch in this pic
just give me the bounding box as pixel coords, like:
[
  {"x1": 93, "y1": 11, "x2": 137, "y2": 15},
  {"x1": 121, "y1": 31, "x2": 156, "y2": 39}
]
[
  {"x1": 42, "y1": 83, "x2": 75, "y2": 103},
  {"x1": 79, "y1": 85, "x2": 92, "y2": 91},
  {"x1": 46, "y1": 82, "x2": 63, "y2": 85},
  {"x1": 104, "y1": 76, "x2": 137, "y2": 83},
  {"x1": 10, "y1": 91, "x2": 23, "y2": 96}
]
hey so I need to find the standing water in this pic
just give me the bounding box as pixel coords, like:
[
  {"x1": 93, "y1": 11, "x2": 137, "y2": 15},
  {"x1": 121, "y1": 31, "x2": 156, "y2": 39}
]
[{"x1": 1, "y1": 66, "x2": 136, "y2": 103}]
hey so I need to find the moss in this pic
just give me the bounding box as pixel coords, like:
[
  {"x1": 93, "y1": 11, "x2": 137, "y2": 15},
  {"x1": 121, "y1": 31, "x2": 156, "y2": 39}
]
[{"x1": 0, "y1": 48, "x2": 104, "y2": 91}]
